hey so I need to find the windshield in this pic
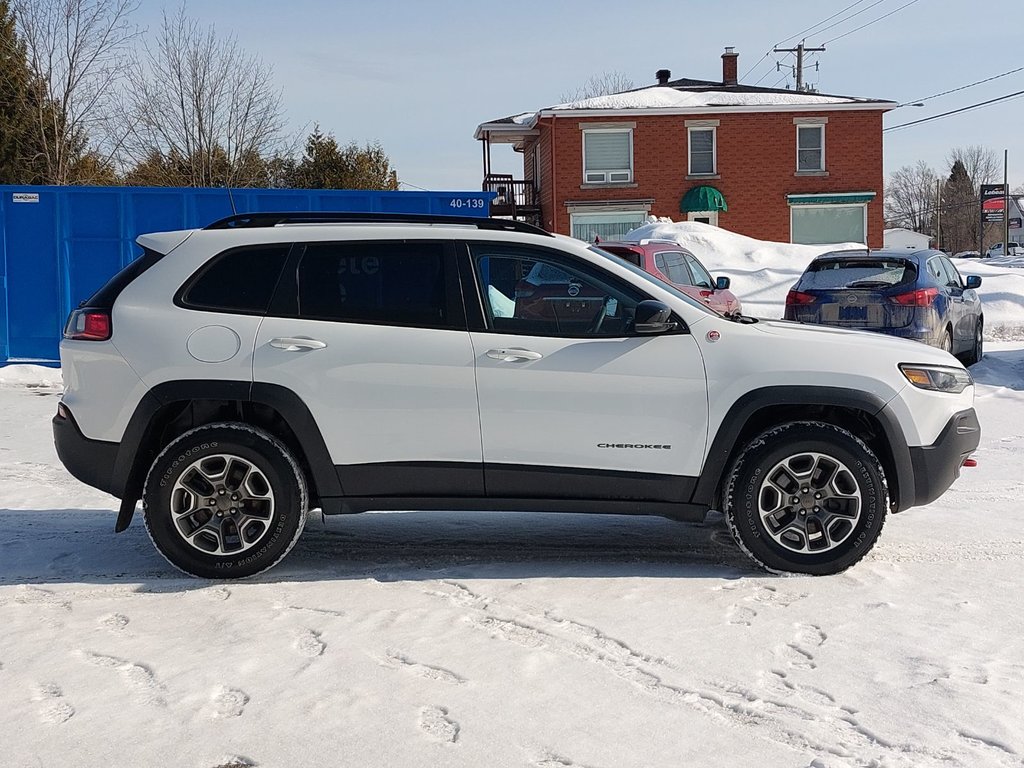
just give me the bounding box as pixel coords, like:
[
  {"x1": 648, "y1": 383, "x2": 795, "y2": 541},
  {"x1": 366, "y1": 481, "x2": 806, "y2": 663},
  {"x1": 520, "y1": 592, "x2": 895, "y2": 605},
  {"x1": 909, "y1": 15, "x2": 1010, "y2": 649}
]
[
  {"x1": 800, "y1": 259, "x2": 916, "y2": 290},
  {"x1": 588, "y1": 245, "x2": 719, "y2": 316}
]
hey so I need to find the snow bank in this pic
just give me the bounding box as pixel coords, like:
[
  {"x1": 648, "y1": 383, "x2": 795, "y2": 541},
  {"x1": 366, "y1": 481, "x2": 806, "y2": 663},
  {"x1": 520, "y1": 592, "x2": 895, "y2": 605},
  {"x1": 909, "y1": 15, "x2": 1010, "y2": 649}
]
[
  {"x1": 623, "y1": 220, "x2": 863, "y2": 317},
  {"x1": 0, "y1": 364, "x2": 63, "y2": 388},
  {"x1": 623, "y1": 220, "x2": 1024, "y2": 337}
]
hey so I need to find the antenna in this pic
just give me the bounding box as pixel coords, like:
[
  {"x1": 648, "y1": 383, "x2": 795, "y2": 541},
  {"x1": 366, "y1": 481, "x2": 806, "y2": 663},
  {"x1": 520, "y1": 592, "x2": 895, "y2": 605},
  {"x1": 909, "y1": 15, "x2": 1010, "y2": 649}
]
[{"x1": 226, "y1": 186, "x2": 238, "y2": 215}]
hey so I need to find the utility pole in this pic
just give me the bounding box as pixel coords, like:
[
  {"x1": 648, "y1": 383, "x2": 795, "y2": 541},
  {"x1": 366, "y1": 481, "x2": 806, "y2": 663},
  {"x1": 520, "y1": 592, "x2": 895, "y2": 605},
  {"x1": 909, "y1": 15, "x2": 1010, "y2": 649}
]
[
  {"x1": 773, "y1": 40, "x2": 826, "y2": 92},
  {"x1": 1004, "y1": 149, "x2": 1010, "y2": 257},
  {"x1": 936, "y1": 177, "x2": 941, "y2": 251}
]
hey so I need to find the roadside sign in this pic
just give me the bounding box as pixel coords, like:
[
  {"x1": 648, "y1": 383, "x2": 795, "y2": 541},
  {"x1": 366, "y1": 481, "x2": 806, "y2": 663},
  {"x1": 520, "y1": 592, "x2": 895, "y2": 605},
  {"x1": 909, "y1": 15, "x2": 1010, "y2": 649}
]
[{"x1": 981, "y1": 184, "x2": 1006, "y2": 223}]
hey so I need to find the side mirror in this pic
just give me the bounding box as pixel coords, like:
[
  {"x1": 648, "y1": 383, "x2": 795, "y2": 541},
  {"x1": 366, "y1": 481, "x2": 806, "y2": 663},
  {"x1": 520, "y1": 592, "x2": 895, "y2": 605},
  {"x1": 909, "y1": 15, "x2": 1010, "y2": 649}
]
[
  {"x1": 965, "y1": 275, "x2": 982, "y2": 290},
  {"x1": 715, "y1": 276, "x2": 731, "y2": 290},
  {"x1": 633, "y1": 300, "x2": 678, "y2": 334}
]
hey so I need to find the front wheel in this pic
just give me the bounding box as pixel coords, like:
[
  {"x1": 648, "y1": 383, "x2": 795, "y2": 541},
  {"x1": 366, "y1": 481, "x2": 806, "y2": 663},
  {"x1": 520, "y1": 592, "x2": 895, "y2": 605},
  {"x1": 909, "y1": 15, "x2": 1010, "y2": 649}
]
[
  {"x1": 963, "y1": 318, "x2": 983, "y2": 366},
  {"x1": 724, "y1": 422, "x2": 888, "y2": 575},
  {"x1": 143, "y1": 423, "x2": 308, "y2": 579}
]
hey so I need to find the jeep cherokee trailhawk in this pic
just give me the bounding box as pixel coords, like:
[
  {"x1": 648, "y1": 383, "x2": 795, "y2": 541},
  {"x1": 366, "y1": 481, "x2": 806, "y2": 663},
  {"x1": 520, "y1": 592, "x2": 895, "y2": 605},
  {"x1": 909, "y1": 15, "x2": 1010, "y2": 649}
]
[{"x1": 53, "y1": 213, "x2": 980, "y2": 578}]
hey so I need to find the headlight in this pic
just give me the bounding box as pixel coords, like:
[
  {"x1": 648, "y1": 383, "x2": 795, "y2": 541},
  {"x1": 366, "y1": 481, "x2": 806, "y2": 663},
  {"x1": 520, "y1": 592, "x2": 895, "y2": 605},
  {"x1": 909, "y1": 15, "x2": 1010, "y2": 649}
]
[{"x1": 899, "y1": 364, "x2": 973, "y2": 393}]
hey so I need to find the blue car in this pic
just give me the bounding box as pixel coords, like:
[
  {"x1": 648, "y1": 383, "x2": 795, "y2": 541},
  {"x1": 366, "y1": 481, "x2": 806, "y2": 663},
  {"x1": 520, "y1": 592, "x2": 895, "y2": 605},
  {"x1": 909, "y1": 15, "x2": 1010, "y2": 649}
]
[{"x1": 784, "y1": 249, "x2": 984, "y2": 365}]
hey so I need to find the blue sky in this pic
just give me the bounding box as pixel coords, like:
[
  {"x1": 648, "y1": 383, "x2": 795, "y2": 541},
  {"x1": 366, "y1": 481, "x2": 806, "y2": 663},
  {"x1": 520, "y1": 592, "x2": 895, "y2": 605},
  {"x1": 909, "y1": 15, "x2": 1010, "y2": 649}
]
[{"x1": 136, "y1": 0, "x2": 1022, "y2": 190}]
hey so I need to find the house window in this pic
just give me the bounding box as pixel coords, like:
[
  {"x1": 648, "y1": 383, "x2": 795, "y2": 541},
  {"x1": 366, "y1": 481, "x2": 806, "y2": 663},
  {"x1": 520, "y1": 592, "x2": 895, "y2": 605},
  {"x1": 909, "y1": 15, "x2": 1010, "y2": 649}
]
[
  {"x1": 570, "y1": 210, "x2": 647, "y2": 242},
  {"x1": 797, "y1": 125, "x2": 825, "y2": 172},
  {"x1": 583, "y1": 130, "x2": 632, "y2": 184},
  {"x1": 791, "y1": 205, "x2": 866, "y2": 245},
  {"x1": 688, "y1": 127, "x2": 716, "y2": 175}
]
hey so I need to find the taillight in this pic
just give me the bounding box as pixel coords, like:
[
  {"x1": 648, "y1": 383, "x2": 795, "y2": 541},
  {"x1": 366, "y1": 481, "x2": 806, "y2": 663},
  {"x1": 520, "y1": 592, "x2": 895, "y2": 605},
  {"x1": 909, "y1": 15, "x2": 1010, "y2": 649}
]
[
  {"x1": 64, "y1": 309, "x2": 111, "y2": 341},
  {"x1": 786, "y1": 290, "x2": 818, "y2": 306},
  {"x1": 890, "y1": 287, "x2": 939, "y2": 306}
]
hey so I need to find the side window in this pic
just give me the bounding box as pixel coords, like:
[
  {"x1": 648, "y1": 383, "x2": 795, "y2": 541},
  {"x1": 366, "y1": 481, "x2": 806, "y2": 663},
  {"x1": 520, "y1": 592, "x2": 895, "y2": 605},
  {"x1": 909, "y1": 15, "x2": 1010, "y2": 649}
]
[
  {"x1": 295, "y1": 241, "x2": 454, "y2": 328},
  {"x1": 683, "y1": 254, "x2": 714, "y2": 289},
  {"x1": 469, "y1": 243, "x2": 640, "y2": 337},
  {"x1": 940, "y1": 257, "x2": 963, "y2": 288},
  {"x1": 926, "y1": 257, "x2": 944, "y2": 283},
  {"x1": 655, "y1": 252, "x2": 693, "y2": 285},
  {"x1": 179, "y1": 245, "x2": 290, "y2": 314}
]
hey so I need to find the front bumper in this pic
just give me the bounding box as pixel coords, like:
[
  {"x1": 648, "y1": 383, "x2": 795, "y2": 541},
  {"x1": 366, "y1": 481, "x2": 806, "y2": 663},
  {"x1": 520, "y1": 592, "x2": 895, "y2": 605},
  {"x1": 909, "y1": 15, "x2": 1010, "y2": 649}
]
[
  {"x1": 907, "y1": 408, "x2": 980, "y2": 508},
  {"x1": 53, "y1": 404, "x2": 119, "y2": 497}
]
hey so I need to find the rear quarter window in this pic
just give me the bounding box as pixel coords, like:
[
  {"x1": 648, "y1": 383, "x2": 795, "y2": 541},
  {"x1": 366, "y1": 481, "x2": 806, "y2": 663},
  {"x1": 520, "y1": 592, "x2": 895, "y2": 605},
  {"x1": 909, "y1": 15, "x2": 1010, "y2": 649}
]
[
  {"x1": 177, "y1": 245, "x2": 290, "y2": 314},
  {"x1": 800, "y1": 260, "x2": 916, "y2": 290}
]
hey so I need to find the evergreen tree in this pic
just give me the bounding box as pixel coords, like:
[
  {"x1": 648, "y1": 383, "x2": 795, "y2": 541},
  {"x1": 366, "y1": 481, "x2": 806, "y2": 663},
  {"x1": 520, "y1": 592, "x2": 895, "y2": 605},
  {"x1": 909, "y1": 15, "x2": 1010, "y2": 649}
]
[
  {"x1": 0, "y1": 0, "x2": 33, "y2": 183},
  {"x1": 941, "y1": 160, "x2": 978, "y2": 254},
  {"x1": 288, "y1": 127, "x2": 399, "y2": 190}
]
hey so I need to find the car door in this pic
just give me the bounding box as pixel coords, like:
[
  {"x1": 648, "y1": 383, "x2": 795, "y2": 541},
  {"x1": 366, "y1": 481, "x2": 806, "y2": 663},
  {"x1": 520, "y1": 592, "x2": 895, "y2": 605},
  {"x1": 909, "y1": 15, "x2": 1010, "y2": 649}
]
[
  {"x1": 253, "y1": 239, "x2": 483, "y2": 497},
  {"x1": 940, "y1": 256, "x2": 978, "y2": 350},
  {"x1": 462, "y1": 240, "x2": 709, "y2": 503}
]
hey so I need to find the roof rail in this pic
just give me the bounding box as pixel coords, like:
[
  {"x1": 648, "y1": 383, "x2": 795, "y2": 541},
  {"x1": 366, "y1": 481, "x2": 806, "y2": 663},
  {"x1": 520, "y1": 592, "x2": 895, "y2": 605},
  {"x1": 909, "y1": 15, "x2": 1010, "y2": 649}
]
[{"x1": 203, "y1": 211, "x2": 553, "y2": 237}]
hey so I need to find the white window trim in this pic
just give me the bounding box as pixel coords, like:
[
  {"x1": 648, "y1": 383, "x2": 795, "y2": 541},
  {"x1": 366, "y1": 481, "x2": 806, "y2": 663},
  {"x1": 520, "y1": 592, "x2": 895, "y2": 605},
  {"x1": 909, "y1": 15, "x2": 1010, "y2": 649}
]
[
  {"x1": 686, "y1": 210, "x2": 719, "y2": 227},
  {"x1": 687, "y1": 126, "x2": 717, "y2": 176},
  {"x1": 796, "y1": 124, "x2": 825, "y2": 172},
  {"x1": 789, "y1": 203, "x2": 867, "y2": 245},
  {"x1": 570, "y1": 209, "x2": 648, "y2": 241},
  {"x1": 582, "y1": 128, "x2": 633, "y2": 185}
]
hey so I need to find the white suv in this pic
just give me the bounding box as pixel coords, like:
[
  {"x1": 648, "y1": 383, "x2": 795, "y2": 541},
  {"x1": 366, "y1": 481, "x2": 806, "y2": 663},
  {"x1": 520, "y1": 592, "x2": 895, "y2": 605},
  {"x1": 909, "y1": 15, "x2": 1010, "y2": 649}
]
[{"x1": 54, "y1": 213, "x2": 980, "y2": 578}]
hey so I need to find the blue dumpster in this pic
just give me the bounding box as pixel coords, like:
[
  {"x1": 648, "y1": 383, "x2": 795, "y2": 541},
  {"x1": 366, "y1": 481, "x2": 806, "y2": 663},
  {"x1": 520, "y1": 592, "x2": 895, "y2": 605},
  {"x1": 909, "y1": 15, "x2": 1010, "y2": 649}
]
[{"x1": 0, "y1": 185, "x2": 495, "y2": 364}]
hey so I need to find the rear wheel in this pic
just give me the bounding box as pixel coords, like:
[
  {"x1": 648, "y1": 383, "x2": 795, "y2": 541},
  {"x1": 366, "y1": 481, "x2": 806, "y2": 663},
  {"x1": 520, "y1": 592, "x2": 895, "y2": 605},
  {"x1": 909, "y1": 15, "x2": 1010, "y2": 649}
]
[
  {"x1": 143, "y1": 423, "x2": 308, "y2": 579},
  {"x1": 940, "y1": 328, "x2": 953, "y2": 355},
  {"x1": 724, "y1": 422, "x2": 888, "y2": 575}
]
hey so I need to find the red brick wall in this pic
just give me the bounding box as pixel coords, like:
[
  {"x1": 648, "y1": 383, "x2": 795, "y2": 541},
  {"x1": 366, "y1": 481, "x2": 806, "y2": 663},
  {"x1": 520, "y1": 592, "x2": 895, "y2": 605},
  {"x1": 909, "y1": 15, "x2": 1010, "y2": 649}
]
[{"x1": 530, "y1": 110, "x2": 886, "y2": 248}]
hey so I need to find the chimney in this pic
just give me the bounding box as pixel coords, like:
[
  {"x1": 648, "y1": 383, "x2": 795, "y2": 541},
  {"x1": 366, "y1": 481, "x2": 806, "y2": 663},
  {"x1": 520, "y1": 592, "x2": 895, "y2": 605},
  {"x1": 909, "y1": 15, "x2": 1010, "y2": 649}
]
[
  {"x1": 721, "y1": 47, "x2": 738, "y2": 86},
  {"x1": 656, "y1": 69, "x2": 671, "y2": 85}
]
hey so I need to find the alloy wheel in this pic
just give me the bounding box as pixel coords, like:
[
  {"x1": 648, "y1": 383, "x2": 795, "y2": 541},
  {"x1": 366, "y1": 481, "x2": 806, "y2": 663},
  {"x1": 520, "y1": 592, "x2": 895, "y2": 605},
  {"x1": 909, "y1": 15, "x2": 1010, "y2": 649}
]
[
  {"x1": 170, "y1": 453, "x2": 276, "y2": 555},
  {"x1": 756, "y1": 451, "x2": 863, "y2": 554}
]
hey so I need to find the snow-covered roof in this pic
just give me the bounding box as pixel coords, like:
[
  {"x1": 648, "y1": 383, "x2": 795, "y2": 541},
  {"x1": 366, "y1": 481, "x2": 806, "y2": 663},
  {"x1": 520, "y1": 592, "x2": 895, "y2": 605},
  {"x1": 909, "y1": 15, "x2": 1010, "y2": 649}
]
[{"x1": 476, "y1": 80, "x2": 895, "y2": 138}]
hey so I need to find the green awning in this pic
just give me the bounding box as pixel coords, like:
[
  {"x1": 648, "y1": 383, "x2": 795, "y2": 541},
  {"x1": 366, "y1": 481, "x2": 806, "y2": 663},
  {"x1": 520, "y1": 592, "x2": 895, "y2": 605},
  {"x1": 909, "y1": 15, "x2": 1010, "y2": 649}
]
[
  {"x1": 787, "y1": 192, "x2": 876, "y2": 206},
  {"x1": 681, "y1": 185, "x2": 727, "y2": 213}
]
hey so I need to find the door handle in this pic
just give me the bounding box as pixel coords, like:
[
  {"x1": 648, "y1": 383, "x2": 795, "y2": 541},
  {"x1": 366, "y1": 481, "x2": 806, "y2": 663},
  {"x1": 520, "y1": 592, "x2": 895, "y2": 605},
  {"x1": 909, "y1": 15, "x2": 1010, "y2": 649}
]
[
  {"x1": 486, "y1": 348, "x2": 543, "y2": 362},
  {"x1": 270, "y1": 337, "x2": 327, "y2": 351}
]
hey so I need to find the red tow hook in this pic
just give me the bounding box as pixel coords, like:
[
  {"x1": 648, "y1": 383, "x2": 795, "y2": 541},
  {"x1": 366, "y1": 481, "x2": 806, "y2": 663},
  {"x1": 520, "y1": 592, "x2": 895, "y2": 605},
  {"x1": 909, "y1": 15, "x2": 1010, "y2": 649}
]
[{"x1": 962, "y1": 457, "x2": 978, "y2": 468}]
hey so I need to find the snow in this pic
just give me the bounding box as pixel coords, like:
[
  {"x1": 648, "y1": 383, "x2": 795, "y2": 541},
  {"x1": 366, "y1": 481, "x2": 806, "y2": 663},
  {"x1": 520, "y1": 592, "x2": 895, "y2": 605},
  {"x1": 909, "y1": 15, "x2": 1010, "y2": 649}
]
[
  {"x1": 623, "y1": 220, "x2": 1024, "y2": 337},
  {"x1": 2, "y1": 357, "x2": 1024, "y2": 766},
  {"x1": 550, "y1": 86, "x2": 869, "y2": 112},
  {"x1": 4, "y1": 233, "x2": 1024, "y2": 764}
]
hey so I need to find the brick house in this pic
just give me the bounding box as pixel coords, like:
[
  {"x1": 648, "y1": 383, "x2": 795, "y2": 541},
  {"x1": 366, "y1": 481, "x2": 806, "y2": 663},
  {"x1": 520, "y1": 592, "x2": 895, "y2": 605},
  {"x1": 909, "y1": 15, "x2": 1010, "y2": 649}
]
[{"x1": 475, "y1": 48, "x2": 896, "y2": 247}]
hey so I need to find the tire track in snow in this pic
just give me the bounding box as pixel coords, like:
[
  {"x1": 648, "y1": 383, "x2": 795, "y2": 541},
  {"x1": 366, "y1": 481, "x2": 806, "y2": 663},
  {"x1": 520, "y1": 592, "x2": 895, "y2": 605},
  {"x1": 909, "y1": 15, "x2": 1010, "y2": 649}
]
[{"x1": 422, "y1": 580, "x2": 961, "y2": 767}]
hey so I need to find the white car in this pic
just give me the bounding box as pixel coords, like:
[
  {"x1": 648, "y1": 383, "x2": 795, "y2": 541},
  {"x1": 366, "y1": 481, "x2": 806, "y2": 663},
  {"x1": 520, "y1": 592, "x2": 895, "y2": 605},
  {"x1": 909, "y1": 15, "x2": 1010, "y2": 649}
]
[
  {"x1": 54, "y1": 213, "x2": 980, "y2": 578},
  {"x1": 985, "y1": 242, "x2": 1022, "y2": 258}
]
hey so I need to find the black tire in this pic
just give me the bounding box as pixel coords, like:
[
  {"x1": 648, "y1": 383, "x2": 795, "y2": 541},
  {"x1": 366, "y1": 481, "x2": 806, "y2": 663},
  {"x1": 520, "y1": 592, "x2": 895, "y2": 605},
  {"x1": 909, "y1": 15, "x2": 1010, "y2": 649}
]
[
  {"x1": 963, "y1": 317, "x2": 983, "y2": 367},
  {"x1": 724, "y1": 421, "x2": 888, "y2": 575},
  {"x1": 143, "y1": 423, "x2": 308, "y2": 579}
]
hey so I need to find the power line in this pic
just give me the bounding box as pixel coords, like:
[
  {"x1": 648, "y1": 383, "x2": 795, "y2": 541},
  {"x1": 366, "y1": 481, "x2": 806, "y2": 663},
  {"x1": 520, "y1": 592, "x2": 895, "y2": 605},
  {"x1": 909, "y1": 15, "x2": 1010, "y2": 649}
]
[
  {"x1": 822, "y1": 0, "x2": 922, "y2": 44},
  {"x1": 885, "y1": 89, "x2": 1024, "y2": 131},
  {"x1": 899, "y1": 66, "x2": 1024, "y2": 107},
  {"x1": 740, "y1": 0, "x2": 871, "y2": 81},
  {"x1": 801, "y1": 0, "x2": 888, "y2": 40}
]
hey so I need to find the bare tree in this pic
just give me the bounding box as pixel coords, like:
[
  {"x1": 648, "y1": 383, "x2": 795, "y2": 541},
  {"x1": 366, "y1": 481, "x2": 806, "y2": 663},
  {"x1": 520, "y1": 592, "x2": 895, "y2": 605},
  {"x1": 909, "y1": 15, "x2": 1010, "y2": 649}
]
[
  {"x1": 947, "y1": 145, "x2": 1000, "y2": 192},
  {"x1": 559, "y1": 71, "x2": 635, "y2": 103},
  {"x1": 885, "y1": 160, "x2": 938, "y2": 233},
  {"x1": 13, "y1": 0, "x2": 138, "y2": 184},
  {"x1": 120, "y1": 8, "x2": 287, "y2": 188}
]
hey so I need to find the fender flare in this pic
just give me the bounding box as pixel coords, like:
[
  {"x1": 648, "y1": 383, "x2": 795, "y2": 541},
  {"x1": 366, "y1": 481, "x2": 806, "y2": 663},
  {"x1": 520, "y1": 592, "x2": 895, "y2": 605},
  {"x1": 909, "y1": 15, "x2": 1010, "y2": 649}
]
[
  {"x1": 113, "y1": 380, "x2": 339, "y2": 531},
  {"x1": 692, "y1": 385, "x2": 913, "y2": 512}
]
